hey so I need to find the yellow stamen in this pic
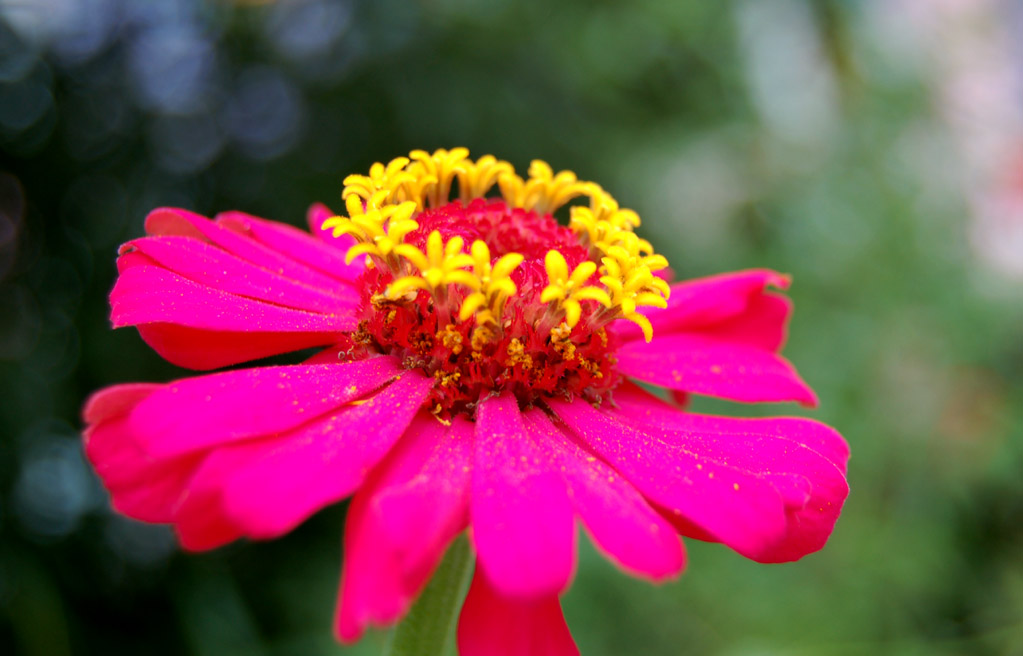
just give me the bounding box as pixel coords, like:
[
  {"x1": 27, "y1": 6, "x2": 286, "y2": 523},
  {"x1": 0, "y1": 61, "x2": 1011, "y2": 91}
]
[
  {"x1": 458, "y1": 241, "x2": 523, "y2": 326},
  {"x1": 540, "y1": 250, "x2": 613, "y2": 327},
  {"x1": 409, "y1": 148, "x2": 470, "y2": 209},
  {"x1": 328, "y1": 148, "x2": 672, "y2": 339},
  {"x1": 497, "y1": 160, "x2": 591, "y2": 215},
  {"x1": 390, "y1": 230, "x2": 475, "y2": 296},
  {"x1": 599, "y1": 251, "x2": 669, "y2": 343},
  {"x1": 457, "y1": 154, "x2": 514, "y2": 201},
  {"x1": 321, "y1": 201, "x2": 419, "y2": 268}
]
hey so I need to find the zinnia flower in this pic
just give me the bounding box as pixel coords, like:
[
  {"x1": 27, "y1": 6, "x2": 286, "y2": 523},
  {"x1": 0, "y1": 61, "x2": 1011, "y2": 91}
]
[{"x1": 83, "y1": 148, "x2": 849, "y2": 655}]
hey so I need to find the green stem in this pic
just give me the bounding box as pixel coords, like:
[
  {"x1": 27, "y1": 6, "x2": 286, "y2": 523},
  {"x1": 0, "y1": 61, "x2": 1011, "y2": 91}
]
[{"x1": 384, "y1": 534, "x2": 474, "y2": 656}]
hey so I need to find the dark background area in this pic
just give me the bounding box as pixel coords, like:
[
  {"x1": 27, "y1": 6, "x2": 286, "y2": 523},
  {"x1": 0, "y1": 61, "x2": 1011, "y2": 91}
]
[{"x1": 1, "y1": 1, "x2": 1022, "y2": 654}]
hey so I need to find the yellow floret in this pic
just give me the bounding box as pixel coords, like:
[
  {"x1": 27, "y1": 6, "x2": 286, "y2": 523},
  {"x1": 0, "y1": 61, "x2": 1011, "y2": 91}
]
[
  {"x1": 458, "y1": 241, "x2": 523, "y2": 326},
  {"x1": 598, "y1": 252, "x2": 670, "y2": 343},
  {"x1": 497, "y1": 160, "x2": 591, "y2": 215},
  {"x1": 408, "y1": 148, "x2": 470, "y2": 209},
  {"x1": 457, "y1": 155, "x2": 514, "y2": 201},
  {"x1": 321, "y1": 201, "x2": 419, "y2": 268},
  {"x1": 540, "y1": 250, "x2": 612, "y2": 327},
  {"x1": 329, "y1": 148, "x2": 672, "y2": 340},
  {"x1": 390, "y1": 230, "x2": 476, "y2": 296}
]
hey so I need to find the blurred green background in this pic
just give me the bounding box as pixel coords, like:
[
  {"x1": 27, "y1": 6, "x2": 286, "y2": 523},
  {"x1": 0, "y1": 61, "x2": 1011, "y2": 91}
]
[{"x1": 1, "y1": 0, "x2": 1022, "y2": 654}]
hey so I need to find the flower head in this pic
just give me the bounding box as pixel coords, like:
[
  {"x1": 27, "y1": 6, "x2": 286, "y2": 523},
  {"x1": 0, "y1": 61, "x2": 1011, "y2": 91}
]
[
  {"x1": 84, "y1": 149, "x2": 849, "y2": 655},
  {"x1": 319, "y1": 149, "x2": 670, "y2": 422}
]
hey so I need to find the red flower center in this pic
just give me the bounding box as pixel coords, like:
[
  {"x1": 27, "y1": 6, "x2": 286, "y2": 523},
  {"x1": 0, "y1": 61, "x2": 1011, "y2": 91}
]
[{"x1": 340, "y1": 199, "x2": 621, "y2": 419}]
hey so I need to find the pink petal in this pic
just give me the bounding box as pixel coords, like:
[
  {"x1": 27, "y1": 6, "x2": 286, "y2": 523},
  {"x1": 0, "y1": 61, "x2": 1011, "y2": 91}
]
[
  {"x1": 611, "y1": 269, "x2": 790, "y2": 343},
  {"x1": 307, "y1": 202, "x2": 332, "y2": 233},
  {"x1": 83, "y1": 352, "x2": 422, "y2": 555},
  {"x1": 171, "y1": 451, "x2": 245, "y2": 551},
  {"x1": 135, "y1": 323, "x2": 344, "y2": 371},
  {"x1": 609, "y1": 383, "x2": 849, "y2": 562},
  {"x1": 613, "y1": 382, "x2": 848, "y2": 471},
  {"x1": 307, "y1": 202, "x2": 357, "y2": 252},
  {"x1": 111, "y1": 263, "x2": 352, "y2": 333},
  {"x1": 114, "y1": 207, "x2": 365, "y2": 369},
  {"x1": 83, "y1": 383, "x2": 161, "y2": 425},
  {"x1": 631, "y1": 416, "x2": 845, "y2": 562},
  {"x1": 143, "y1": 206, "x2": 206, "y2": 239},
  {"x1": 471, "y1": 393, "x2": 575, "y2": 599},
  {"x1": 171, "y1": 369, "x2": 431, "y2": 550},
  {"x1": 616, "y1": 334, "x2": 818, "y2": 406},
  {"x1": 336, "y1": 414, "x2": 473, "y2": 641},
  {"x1": 86, "y1": 415, "x2": 201, "y2": 523},
  {"x1": 610, "y1": 269, "x2": 810, "y2": 405},
  {"x1": 175, "y1": 516, "x2": 242, "y2": 552},
  {"x1": 130, "y1": 357, "x2": 402, "y2": 457},
  {"x1": 83, "y1": 385, "x2": 203, "y2": 524},
  {"x1": 548, "y1": 398, "x2": 789, "y2": 560},
  {"x1": 144, "y1": 207, "x2": 346, "y2": 293},
  {"x1": 524, "y1": 410, "x2": 685, "y2": 582},
  {"x1": 120, "y1": 236, "x2": 357, "y2": 314},
  {"x1": 457, "y1": 568, "x2": 579, "y2": 656},
  {"x1": 216, "y1": 209, "x2": 363, "y2": 283},
  {"x1": 215, "y1": 370, "x2": 433, "y2": 539},
  {"x1": 701, "y1": 292, "x2": 791, "y2": 352}
]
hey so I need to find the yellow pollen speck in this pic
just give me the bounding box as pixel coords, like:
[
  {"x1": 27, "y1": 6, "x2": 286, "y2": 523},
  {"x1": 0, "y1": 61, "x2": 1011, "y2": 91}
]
[
  {"x1": 431, "y1": 403, "x2": 452, "y2": 425},
  {"x1": 471, "y1": 325, "x2": 494, "y2": 351},
  {"x1": 437, "y1": 324, "x2": 464, "y2": 355},
  {"x1": 504, "y1": 338, "x2": 533, "y2": 369},
  {"x1": 434, "y1": 370, "x2": 462, "y2": 387},
  {"x1": 550, "y1": 322, "x2": 577, "y2": 361},
  {"x1": 733, "y1": 483, "x2": 740, "y2": 491}
]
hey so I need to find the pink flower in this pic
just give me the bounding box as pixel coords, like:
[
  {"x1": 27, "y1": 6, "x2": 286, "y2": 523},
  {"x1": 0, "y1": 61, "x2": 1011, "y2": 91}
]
[{"x1": 83, "y1": 149, "x2": 849, "y2": 655}]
